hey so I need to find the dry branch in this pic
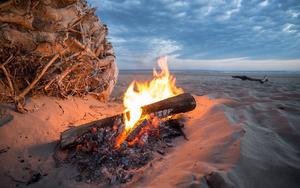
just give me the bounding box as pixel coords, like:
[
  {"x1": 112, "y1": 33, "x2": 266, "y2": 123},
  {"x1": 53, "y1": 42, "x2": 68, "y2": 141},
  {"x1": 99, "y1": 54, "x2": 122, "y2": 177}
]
[
  {"x1": 0, "y1": 55, "x2": 14, "y2": 95},
  {"x1": 15, "y1": 49, "x2": 67, "y2": 101},
  {"x1": 66, "y1": 38, "x2": 106, "y2": 65}
]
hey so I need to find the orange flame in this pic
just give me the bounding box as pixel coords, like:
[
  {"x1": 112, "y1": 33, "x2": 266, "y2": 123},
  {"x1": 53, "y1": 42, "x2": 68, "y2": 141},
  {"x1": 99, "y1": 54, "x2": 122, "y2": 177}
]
[{"x1": 116, "y1": 56, "x2": 183, "y2": 147}]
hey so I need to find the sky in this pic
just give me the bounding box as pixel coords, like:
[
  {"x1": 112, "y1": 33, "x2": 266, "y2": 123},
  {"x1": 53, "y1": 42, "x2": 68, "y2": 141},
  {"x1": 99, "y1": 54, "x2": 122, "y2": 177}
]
[{"x1": 88, "y1": 0, "x2": 300, "y2": 71}]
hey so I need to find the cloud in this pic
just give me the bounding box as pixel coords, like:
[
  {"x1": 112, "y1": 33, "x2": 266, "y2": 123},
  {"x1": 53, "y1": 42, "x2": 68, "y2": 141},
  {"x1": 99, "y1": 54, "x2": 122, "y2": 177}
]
[
  {"x1": 282, "y1": 23, "x2": 297, "y2": 33},
  {"x1": 253, "y1": 26, "x2": 263, "y2": 31},
  {"x1": 287, "y1": 9, "x2": 300, "y2": 18},
  {"x1": 167, "y1": 56, "x2": 300, "y2": 71},
  {"x1": 88, "y1": 0, "x2": 300, "y2": 70},
  {"x1": 108, "y1": 24, "x2": 129, "y2": 35},
  {"x1": 109, "y1": 36, "x2": 182, "y2": 69},
  {"x1": 259, "y1": 0, "x2": 269, "y2": 8},
  {"x1": 149, "y1": 38, "x2": 182, "y2": 56},
  {"x1": 190, "y1": 0, "x2": 243, "y2": 21},
  {"x1": 117, "y1": 55, "x2": 300, "y2": 71},
  {"x1": 160, "y1": 0, "x2": 189, "y2": 11},
  {"x1": 110, "y1": 36, "x2": 126, "y2": 44},
  {"x1": 174, "y1": 12, "x2": 186, "y2": 18}
]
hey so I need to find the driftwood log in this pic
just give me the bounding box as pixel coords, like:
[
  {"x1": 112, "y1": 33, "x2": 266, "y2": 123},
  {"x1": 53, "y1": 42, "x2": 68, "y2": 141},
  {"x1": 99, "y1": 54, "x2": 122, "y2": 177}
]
[
  {"x1": 232, "y1": 75, "x2": 268, "y2": 84},
  {"x1": 60, "y1": 93, "x2": 197, "y2": 148},
  {"x1": 0, "y1": 0, "x2": 118, "y2": 111}
]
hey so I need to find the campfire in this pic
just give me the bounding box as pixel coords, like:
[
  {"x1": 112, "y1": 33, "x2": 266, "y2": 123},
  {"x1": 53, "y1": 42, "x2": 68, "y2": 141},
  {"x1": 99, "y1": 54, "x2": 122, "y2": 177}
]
[
  {"x1": 116, "y1": 56, "x2": 184, "y2": 147},
  {"x1": 56, "y1": 57, "x2": 196, "y2": 184}
]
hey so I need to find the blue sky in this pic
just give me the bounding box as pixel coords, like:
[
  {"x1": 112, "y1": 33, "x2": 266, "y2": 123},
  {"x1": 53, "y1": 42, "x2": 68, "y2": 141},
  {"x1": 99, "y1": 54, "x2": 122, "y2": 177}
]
[{"x1": 88, "y1": 0, "x2": 300, "y2": 71}]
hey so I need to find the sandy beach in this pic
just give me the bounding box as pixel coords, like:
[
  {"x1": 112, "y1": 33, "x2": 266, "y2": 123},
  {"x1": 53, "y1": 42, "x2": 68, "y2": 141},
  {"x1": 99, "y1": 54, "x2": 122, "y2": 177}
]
[{"x1": 1, "y1": 71, "x2": 300, "y2": 188}]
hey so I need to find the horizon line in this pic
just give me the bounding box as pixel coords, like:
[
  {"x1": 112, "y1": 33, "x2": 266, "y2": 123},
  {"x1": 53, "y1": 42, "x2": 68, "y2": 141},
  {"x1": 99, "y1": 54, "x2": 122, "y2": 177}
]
[{"x1": 118, "y1": 69, "x2": 300, "y2": 72}]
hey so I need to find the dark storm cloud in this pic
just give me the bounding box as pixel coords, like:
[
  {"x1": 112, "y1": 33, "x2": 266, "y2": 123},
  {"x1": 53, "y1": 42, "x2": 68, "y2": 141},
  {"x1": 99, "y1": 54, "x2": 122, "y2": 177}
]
[{"x1": 88, "y1": 0, "x2": 300, "y2": 70}]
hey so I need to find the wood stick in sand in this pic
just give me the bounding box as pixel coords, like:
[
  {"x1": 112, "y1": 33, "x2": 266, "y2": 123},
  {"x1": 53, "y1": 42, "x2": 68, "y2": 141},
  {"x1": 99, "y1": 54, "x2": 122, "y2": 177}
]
[{"x1": 60, "y1": 93, "x2": 196, "y2": 148}]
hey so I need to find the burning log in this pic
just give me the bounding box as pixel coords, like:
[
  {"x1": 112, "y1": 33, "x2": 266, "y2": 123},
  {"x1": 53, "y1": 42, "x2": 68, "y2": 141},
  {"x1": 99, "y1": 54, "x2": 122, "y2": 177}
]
[{"x1": 60, "y1": 93, "x2": 196, "y2": 148}]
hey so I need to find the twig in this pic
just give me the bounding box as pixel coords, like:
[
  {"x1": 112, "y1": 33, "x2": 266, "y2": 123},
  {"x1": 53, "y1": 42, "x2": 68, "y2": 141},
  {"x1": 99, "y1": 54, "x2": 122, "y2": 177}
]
[
  {"x1": 68, "y1": 17, "x2": 84, "y2": 29},
  {"x1": 0, "y1": 55, "x2": 14, "y2": 95},
  {"x1": 44, "y1": 62, "x2": 81, "y2": 90},
  {"x1": 66, "y1": 38, "x2": 107, "y2": 65},
  {"x1": 1, "y1": 55, "x2": 13, "y2": 67},
  {"x1": 67, "y1": 28, "x2": 82, "y2": 35},
  {"x1": 79, "y1": 22, "x2": 86, "y2": 45},
  {"x1": 67, "y1": 8, "x2": 95, "y2": 30},
  {"x1": 0, "y1": 66, "x2": 13, "y2": 94},
  {"x1": 66, "y1": 39, "x2": 114, "y2": 71},
  {"x1": 97, "y1": 56, "x2": 114, "y2": 67},
  {"x1": 69, "y1": 39, "x2": 114, "y2": 67},
  {"x1": 16, "y1": 49, "x2": 67, "y2": 101},
  {"x1": 44, "y1": 51, "x2": 83, "y2": 91},
  {"x1": 55, "y1": 101, "x2": 64, "y2": 115}
]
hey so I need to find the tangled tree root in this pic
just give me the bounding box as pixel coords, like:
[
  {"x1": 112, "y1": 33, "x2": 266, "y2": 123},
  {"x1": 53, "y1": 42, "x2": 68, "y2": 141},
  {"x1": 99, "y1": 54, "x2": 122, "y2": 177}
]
[{"x1": 0, "y1": 0, "x2": 118, "y2": 112}]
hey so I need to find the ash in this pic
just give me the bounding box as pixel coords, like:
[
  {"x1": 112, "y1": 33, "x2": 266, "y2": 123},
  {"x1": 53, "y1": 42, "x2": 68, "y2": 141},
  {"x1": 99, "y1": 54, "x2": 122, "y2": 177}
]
[{"x1": 60, "y1": 118, "x2": 186, "y2": 185}]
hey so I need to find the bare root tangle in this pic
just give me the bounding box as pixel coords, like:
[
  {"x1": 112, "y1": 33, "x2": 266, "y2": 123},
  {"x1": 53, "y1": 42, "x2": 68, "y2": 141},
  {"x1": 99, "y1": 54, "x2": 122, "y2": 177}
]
[{"x1": 0, "y1": 0, "x2": 118, "y2": 112}]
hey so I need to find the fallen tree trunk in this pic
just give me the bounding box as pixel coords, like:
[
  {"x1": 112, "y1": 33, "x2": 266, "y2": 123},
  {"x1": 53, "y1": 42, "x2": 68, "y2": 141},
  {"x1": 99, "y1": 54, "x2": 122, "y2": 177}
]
[{"x1": 60, "y1": 93, "x2": 196, "y2": 148}]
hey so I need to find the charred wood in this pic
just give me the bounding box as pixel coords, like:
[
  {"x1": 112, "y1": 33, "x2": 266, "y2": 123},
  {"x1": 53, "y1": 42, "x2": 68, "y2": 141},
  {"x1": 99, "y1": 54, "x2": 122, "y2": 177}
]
[
  {"x1": 60, "y1": 93, "x2": 196, "y2": 148},
  {"x1": 56, "y1": 114, "x2": 188, "y2": 184}
]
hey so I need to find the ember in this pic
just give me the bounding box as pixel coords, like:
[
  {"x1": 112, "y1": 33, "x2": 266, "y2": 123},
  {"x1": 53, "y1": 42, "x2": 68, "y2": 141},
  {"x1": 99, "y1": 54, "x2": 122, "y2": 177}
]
[{"x1": 62, "y1": 116, "x2": 186, "y2": 184}]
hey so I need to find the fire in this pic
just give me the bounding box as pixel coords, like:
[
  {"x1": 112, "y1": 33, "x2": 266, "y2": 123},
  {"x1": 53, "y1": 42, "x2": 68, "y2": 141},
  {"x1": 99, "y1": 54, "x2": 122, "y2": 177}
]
[
  {"x1": 115, "y1": 56, "x2": 183, "y2": 147},
  {"x1": 123, "y1": 56, "x2": 183, "y2": 131}
]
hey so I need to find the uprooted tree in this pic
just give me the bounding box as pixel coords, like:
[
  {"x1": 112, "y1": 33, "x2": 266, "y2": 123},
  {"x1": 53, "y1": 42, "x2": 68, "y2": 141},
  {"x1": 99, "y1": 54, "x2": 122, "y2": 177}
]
[{"x1": 0, "y1": 0, "x2": 118, "y2": 112}]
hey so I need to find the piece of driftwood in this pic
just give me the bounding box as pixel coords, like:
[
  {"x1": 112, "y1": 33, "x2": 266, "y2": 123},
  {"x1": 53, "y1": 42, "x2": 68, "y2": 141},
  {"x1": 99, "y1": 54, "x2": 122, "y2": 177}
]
[
  {"x1": 232, "y1": 75, "x2": 268, "y2": 84},
  {"x1": 60, "y1": 93, "x2": 196, "y2": 148},
  {"x1": 0, "y1": 0, "x2": 118, "y2": 111}
]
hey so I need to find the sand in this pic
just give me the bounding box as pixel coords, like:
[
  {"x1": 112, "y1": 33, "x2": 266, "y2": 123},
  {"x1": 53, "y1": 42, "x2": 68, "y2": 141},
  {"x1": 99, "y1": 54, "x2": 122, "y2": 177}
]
[{"x1": 1, "y1": 71, "x2": 300, "y2": 188}]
